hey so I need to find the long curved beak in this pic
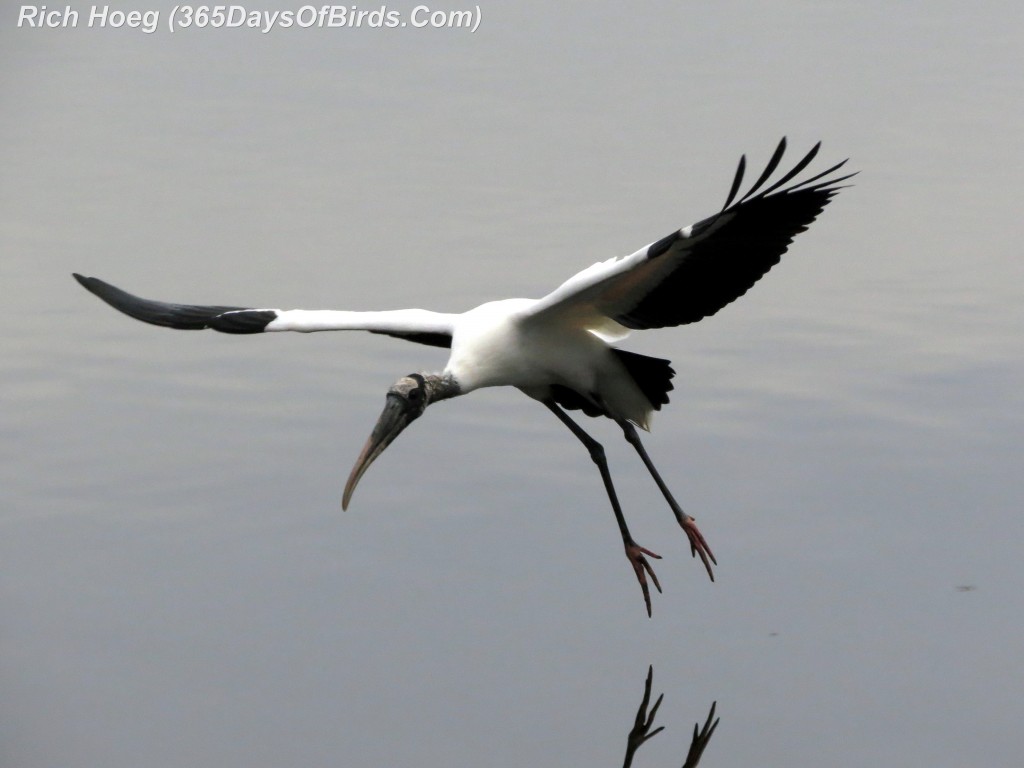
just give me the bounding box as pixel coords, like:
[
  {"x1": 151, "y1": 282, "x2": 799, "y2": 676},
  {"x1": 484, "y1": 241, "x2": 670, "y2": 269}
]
[{"x1": 342, "y1": 394, "x2": 418, "y2": 510}]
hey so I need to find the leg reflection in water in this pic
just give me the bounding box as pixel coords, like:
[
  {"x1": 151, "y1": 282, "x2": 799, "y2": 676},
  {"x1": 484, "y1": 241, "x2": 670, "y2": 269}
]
[{"x1": 621, "y1": 665, "x2": 719, "y2": 768}]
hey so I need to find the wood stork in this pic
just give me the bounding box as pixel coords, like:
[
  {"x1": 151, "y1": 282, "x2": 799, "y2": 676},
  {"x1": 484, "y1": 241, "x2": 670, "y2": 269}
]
[{"x1": 73, "y1": 138, "x2": 853, "y2": 615}]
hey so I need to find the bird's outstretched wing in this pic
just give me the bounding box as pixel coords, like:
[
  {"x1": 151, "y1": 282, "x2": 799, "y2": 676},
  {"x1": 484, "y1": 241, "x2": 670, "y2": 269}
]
[
  {"x1": 525, "y1": 138, "x2": 854, "y2": 334},
  {"x1": 72, "y1": 273, "x2": 455, "y2": 348}
]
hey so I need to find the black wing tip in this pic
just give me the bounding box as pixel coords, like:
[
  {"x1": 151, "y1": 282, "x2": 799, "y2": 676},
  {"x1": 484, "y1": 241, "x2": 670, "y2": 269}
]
[
  {"x1": 72, "y1": 272, "x2": 107, "y2": 294},
  {"x1": 739, "y1": 137, "x2": 789, "y2": 202},
  {"x1": 720, "y1": 153, "x2": 747, "y2": 212},
  {"x1": 726, "y1": 139, "x2": 854, "y2": 210},
  {"x1": 72, "y1": 272, "x2": 138, "y2": 306},
  {"x1": 73, "y1": 273, "x2": 251, "y2": 331}
]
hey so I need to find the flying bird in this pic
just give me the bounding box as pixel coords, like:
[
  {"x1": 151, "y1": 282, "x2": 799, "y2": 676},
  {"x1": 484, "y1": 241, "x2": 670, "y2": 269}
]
[{"x1": 73, "y1": 138, "x2": 853, "y2": 615}]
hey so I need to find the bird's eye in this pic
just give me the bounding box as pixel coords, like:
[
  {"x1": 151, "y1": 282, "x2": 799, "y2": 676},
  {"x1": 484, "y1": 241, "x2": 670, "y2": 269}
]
[{"x1": 408, "y1": 388, "x2": 423, "y2": 404}]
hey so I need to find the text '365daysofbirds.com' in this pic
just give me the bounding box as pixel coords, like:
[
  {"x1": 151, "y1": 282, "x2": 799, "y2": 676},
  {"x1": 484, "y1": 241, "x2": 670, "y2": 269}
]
[{"x1": 15, "y1": 4, "x2": 483, "y2": 34}]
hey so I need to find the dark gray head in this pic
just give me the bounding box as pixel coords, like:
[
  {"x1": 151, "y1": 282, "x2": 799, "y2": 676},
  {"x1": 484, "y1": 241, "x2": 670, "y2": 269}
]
[{"x1": 342, "y1": 373, "x2": 459, "y2": 509}]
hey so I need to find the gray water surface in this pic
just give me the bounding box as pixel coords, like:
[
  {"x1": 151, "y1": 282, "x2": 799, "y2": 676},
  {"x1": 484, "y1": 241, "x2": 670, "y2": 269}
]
[{"x1": 3, "y1": 3, "x2": 1022, "y2": 766}]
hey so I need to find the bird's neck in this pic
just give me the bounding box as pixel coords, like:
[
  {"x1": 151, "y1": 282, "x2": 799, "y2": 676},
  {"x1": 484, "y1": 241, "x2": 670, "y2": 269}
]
[{"x1": 423, "y1": 372, "x2": 462, "y2": 404}]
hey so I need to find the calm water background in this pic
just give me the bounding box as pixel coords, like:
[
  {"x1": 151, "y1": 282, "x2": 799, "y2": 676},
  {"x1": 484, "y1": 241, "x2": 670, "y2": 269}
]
[{"x1": 3, "y1": 3, "x2": 1022, "y2": 766}]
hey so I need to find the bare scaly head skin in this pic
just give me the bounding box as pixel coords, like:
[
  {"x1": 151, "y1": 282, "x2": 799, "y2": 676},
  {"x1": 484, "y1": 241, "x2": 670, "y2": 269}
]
[
  {"x1": 342, "y1": 374, "x2": 428, "y2": 510},
  {"x1": 342, "y1": 373, "x2": 461, "y2": 509}
]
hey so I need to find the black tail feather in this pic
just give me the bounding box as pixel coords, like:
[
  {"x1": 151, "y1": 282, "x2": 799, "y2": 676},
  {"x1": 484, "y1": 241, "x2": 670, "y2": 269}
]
[{"x1": 613, "y1": 349, "x2": 675, "y2": 411}]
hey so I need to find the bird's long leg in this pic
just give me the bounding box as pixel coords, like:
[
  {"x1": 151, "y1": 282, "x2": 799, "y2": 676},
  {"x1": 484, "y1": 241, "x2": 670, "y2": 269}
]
[
  {"x1": 615, "y1": 418, "x2": 717, "y2": 581},
  {"x1": 543, "y1": 400, "x2": 662, "y2": 616}
]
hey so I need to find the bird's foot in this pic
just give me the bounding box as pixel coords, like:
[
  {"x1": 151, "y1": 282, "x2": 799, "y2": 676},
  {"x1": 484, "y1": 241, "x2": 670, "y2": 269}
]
[
  {"x1": 625, "y1": 541, "x2": 663, "y2": 617},
  {"x1": 680, "y1": 515, "x2": 717, "y2": 582}
]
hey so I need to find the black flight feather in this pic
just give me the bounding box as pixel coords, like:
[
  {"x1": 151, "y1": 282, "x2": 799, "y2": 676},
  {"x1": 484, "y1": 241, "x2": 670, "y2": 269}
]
[
  {"x1": 72, "y1": 273, "x2": 261, "y2": 331},
  {"x1": 739, "y1": 136, "x2": 788, "y2": 203},
  {"x1": 720, "y1": 154, "x2": 746, "y2": 212},
  {"x1": 612, "y1": 141, "x2": 853, "y2": 330}
]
